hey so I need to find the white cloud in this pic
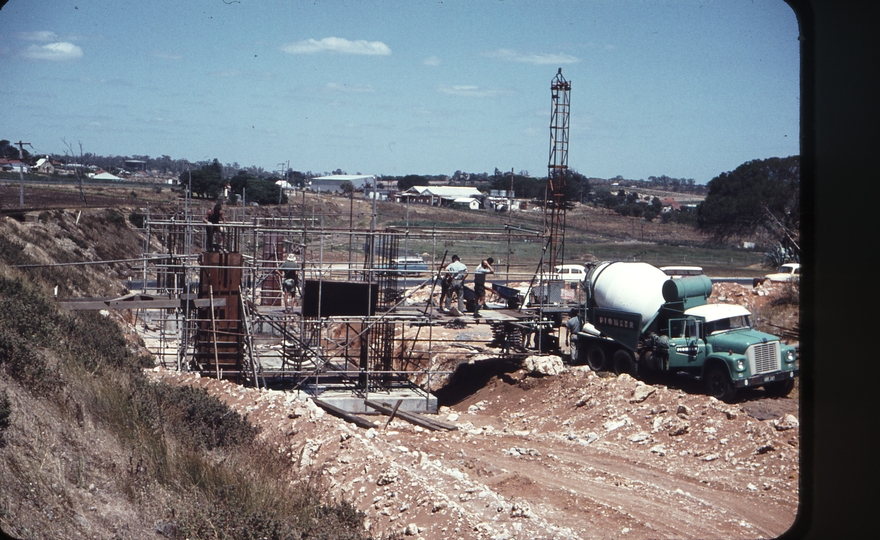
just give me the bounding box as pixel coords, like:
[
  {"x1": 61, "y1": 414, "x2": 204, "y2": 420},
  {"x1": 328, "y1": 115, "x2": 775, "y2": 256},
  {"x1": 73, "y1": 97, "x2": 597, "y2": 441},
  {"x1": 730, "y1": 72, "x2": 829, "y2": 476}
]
[
  {"x1": 280, "y1": 37, "x2": 391, "y2": 56},
  {"x1": 423, "y1": 55, "x2": 442, "y2": 66},
  {"x1": 24, "y1": 42, "x2": 83, "y2": 61},
  {"x1": 326, "y1": 82, "x2": 375, "y2": 93},
  {"x1": 437, "y1": 85, "x2": 503, "y2": 98},
  {"x1": 484, "y1": 48, "x2": 578, "y2": 65}
]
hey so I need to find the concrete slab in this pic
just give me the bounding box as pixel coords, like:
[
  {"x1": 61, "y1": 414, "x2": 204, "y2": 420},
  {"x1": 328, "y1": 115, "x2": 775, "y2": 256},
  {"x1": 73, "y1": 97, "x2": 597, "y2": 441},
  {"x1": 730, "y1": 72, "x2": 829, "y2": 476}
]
[{"x1": 303, "y1": 386, "x2": 438, "y2": 414}]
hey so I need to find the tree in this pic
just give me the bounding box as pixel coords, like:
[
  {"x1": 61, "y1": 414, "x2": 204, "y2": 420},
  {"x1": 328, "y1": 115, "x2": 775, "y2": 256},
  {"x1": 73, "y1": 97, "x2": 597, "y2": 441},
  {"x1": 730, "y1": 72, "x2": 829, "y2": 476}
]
[
  {"x1": 228, "y1": 170, "x2": 286, "y2": 205},
  {"x1": 560, "y1": 169, "x2": 590, "y2": 203},
  {"x1": 0, "y1": 140, "x2": 32, "y2": 161},
  {"x1": 182, "y1": 159, "x2": 224, "y2": 199},
  {"x1": 397, "y1": 175, "x2": 425, "y2": 191},
  {"x1": 339, "y1": 180, "x2": 354, "y2": 195},
  {"x1": 697, "y1": 156, "x2": 799, "y2": 248}
]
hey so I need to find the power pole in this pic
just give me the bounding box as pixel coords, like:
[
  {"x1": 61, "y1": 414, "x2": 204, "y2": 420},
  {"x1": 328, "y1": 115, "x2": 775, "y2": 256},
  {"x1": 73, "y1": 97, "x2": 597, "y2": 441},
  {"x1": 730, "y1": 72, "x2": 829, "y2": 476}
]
[{"x1": 16, "y1": 140, "x2": 32, "y2": 207}]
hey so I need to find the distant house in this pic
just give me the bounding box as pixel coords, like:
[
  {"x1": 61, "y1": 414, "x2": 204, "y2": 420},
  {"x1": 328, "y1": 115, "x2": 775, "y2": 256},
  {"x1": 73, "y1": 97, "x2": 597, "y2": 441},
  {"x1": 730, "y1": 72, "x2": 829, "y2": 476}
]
[
  {"x1": 34, "y1": 157, "x2": 55, "y2": 175},
  {"x1": 451, "y1": 197, "x2": 481, "y2": 210},
  {"x1": 308, "y1": 174, "x2": 375, "y2": 193},
  {"x1": 660, "y1": 197, "x2": 681, "y2": 212},
  {"x1": 0, "y1": 159, "x2": 29, "y2": 173},
  {"x1": 397, "y1": 186, "x2": 483, "y2": 207}
]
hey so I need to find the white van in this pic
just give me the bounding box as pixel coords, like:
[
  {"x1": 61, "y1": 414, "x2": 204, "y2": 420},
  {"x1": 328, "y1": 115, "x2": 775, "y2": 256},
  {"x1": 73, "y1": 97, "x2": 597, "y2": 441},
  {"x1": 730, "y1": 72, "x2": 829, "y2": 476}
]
[{"x1": 552, "y1": 264, "x2": 587, "y2": 282}]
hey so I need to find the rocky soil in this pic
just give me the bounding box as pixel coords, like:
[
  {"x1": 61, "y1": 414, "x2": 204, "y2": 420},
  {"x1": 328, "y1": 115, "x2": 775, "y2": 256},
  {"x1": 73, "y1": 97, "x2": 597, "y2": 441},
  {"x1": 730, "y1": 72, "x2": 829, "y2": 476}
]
[{"x1": 146, "y1": 280, "x2": 800, "y2": 540}]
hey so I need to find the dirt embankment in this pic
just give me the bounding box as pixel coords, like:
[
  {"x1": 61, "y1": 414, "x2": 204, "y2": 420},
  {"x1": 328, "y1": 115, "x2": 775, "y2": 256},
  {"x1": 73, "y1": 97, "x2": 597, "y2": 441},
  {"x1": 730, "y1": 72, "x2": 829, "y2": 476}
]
[{"x1": 149, "y1": 359, "x2": 798, "y2": 540}]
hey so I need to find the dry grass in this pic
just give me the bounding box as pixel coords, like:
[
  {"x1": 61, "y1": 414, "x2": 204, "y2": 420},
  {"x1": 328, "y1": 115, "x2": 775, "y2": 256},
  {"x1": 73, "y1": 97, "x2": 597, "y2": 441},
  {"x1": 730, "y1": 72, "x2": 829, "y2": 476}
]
[{"x1": 0, "y1": 209, "x2": 372, "y2": 539}]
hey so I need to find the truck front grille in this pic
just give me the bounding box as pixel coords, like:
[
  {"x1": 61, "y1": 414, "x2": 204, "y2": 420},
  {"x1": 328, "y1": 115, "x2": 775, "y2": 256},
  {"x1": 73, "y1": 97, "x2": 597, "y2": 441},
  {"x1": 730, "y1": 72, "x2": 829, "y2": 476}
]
[{"x1": 748, "y1": 342, "x2": 781, "y2": 374}]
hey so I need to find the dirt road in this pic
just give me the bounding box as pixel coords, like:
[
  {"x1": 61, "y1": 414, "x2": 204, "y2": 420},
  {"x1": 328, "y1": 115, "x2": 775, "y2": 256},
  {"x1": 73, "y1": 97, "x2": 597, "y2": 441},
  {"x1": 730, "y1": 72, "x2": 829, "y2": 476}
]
[{"x1": 150, "y1": 357, "x2": 799, "y2": 539}]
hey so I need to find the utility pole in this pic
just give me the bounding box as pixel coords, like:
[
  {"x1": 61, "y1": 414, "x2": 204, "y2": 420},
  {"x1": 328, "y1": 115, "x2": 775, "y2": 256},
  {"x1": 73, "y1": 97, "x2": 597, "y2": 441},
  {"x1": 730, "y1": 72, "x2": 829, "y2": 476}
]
[{"x1": 16, "y1": 140, "x2": 32, "y2": 207}]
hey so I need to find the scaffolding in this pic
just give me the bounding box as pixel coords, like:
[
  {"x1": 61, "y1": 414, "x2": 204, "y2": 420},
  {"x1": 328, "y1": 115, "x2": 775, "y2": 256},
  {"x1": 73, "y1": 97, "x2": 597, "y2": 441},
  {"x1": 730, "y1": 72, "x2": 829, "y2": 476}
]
[
  {"x1": 547, "y1": 67, "x2": 572, "y2": 272},
  {"x1": 124, "y1": 205, "x2": 572, "y2": 411}
]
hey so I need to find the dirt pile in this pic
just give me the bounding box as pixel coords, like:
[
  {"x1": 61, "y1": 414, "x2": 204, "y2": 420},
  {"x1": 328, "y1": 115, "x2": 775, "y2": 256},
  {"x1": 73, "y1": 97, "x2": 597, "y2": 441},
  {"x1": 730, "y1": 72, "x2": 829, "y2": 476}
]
[{"x1": 149, "y1": 341, "x2": 799, "y2": 539}]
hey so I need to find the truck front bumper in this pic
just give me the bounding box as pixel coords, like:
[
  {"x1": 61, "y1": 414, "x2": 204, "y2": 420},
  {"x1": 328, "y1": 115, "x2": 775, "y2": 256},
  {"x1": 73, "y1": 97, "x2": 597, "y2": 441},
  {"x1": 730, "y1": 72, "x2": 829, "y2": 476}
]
[{"x1": 734, "y1": 369, "x2": 799, "y2": 389}]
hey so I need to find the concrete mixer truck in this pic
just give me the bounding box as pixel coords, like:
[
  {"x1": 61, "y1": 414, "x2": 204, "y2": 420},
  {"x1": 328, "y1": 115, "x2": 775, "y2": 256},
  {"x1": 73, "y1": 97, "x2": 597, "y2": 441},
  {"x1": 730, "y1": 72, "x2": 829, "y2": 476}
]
[{"x1": 574, "y1": 262, "x2": 798, "y2": 402}]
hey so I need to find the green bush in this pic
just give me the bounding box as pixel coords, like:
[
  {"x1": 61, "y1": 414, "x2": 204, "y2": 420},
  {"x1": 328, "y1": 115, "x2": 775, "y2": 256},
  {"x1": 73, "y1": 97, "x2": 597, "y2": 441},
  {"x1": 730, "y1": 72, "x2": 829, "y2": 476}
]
[
  {"x1": 0, "y1": 236, "x2": 32, "y2": 267},
  {"x1": 130, "y1": 380, "x2": 257, "y2": 451},
  {"x1": 63, "y1": 311, "x2": 153, "y2": 373},
  {"x1": 106, "y1": 209, "x2": 126, "y2": 225},
  {"x1": 0, "y1": 276, "x2": 64, "y2": 394}
]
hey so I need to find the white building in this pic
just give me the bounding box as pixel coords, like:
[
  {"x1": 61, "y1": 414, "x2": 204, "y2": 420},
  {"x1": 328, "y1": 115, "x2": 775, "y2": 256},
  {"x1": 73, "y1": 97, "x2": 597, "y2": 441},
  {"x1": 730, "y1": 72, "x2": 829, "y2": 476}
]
[
  {"x1": 308, "y1": 174, "x2": 375, "y2": 193},
  {"x1": 397, "y1": 186, "x2": 483, "y2": 207}
]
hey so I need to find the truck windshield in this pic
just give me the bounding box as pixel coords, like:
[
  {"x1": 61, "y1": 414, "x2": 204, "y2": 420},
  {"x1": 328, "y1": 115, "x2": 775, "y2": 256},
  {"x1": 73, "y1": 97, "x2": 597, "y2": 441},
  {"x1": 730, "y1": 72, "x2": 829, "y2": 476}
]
[{"x1": 705, "y1": 315, "x2": 751, "y2": 334}]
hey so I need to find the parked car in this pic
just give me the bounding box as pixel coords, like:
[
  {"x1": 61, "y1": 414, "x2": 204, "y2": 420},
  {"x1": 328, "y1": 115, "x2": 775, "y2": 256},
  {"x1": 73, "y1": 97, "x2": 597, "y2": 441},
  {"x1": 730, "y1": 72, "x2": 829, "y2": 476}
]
[
  {"x1": 764, "y1": 262, "x2": 800, "y2": 283},
  {"x1": 659, "y1": 266, "x2": 704, "y2": 278},
  {"x1": 377, "y1": 256, "x2": 429, "y2": 277},
  {"x1": 551, "y1": 264, "x2": 587, "y2": 282}
]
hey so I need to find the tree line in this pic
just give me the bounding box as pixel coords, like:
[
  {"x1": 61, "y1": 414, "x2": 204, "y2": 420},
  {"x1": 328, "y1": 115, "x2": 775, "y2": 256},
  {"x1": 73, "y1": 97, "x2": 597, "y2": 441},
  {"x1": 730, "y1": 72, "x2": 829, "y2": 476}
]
[{"x1": 2, "y1": 137, "x2": 799, "y2": 256}]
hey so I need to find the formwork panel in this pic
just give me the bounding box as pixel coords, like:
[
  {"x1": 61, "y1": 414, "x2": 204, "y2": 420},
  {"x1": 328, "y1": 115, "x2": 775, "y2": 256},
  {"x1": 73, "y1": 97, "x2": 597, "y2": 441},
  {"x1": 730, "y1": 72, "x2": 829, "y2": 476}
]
[{"x1": 195, "y1": 252, "x2": 245, "y2": 379}]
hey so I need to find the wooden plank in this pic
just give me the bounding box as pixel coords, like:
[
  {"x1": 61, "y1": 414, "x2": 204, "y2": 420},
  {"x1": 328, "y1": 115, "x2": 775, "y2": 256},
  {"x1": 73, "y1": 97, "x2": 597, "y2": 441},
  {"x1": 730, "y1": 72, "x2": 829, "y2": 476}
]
[
  {"x1": 313, "y1": 399, "x2": 377, "y2": 429},
  {"x1": 57, "y1": 301, "x2": 114, "y2": 311},
  {"x1": 411, "y1": 414, "x2": 458, "y2": 431},
  {"x1": 57, "y1": 297, "x2": 225, "y2": 310},
  {"x1": 364, "y1": 400, "x2": 456, "y2": 431},
  {"x1": 108, "y1": 299, "x2": 180, "y2": 309},
  {"x1": 383, "y1": 399, "x2": 404, "y2": 430}
]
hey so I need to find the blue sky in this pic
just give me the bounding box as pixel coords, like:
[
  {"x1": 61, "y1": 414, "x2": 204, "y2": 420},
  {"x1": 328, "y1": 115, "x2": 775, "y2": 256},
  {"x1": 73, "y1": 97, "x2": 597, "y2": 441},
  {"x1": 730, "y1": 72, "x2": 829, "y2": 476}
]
[{"x1": 1, "y1": 0, "x2": 800, "y2": 183}]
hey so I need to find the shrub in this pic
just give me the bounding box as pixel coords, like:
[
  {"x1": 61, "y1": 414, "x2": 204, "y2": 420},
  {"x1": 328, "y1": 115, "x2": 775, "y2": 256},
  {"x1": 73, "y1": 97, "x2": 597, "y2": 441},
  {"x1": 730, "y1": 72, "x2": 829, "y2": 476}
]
[
  {"x1": 763, "y1": 243, "x2": 798, "y2": 269},
  {"x1": 106, "y1": 209, "x2": 126, "y2": 225},
  {"x1": 174, "y1": 464, "x2": 368, "y2": 540},
  {"x1": 131, "y1": 380, "x2": 257, "y2": 451},
  {"x1": 0, "y1": 341, "x2": 62, "y2": 395},
  {"x1": 0, "y1": 236, "x2": 32, "y2": 267},
  {"x1": 63, "y1": 311, "x2": 153, "y2": 373},
  {"x1": 129, "y1": 211, "x2": 146, "y2": 229}
]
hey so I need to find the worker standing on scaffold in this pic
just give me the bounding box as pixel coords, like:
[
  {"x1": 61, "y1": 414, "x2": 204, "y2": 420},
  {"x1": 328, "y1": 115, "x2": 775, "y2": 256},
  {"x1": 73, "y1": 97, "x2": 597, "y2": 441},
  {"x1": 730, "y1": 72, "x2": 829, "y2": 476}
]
[
  {"x1": 202, "y1": 201, "x2": 226, "y2": 251},
  {"x1": 443, "y1": 254, "x2": 468, "y2": 316},
  {"x1": 278, "y1": 252, "x2": 300, "y2": 313}
]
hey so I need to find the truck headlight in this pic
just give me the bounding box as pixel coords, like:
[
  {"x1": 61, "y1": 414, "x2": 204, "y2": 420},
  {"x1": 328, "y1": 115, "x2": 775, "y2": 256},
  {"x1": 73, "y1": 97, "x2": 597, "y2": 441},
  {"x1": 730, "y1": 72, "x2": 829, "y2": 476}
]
[
  {"x1": 736, "y1": 359, "x2": 745, "y2": 371},
  {"x1": 785, "y1": 350, "x2": 796, "y2": 363}
]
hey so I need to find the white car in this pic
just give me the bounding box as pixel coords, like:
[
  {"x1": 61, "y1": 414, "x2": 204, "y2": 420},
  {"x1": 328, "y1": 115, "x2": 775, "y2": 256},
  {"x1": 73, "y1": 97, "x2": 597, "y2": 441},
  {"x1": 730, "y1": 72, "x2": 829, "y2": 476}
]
[
  {"x1": 764, "y1": 262, "x2": 801, "y2": 283},
  {"x1": 551, "y1": 264, "x2": 587, "y2": 282},
  {"x1": 659, "y1": 266, "x2": 704, "y2": 279}
]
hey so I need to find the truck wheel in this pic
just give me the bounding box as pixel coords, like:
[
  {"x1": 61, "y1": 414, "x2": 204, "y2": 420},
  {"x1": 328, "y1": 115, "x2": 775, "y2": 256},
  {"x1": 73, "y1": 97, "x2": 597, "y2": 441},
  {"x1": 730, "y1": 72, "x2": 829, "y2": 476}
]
[
  {"x1": 587, "y1": 345, "x2": 605, "y2": 371},
  {"x1": 613, "y1": 350, "x2": 635, "y2": 376},
  {"x1": 704, "y1": 365, "x2": 737, "y2": 403},
  {"x1": 764, "y1": 378, "x2": 795, "y2": 397}
]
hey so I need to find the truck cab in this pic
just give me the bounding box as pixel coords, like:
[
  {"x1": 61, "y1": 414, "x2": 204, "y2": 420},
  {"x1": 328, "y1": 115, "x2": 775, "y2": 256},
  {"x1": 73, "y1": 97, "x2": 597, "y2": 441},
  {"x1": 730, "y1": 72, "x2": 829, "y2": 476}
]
[{"x1": 666, "y1": 303, "x2": 798, "y2": 401}]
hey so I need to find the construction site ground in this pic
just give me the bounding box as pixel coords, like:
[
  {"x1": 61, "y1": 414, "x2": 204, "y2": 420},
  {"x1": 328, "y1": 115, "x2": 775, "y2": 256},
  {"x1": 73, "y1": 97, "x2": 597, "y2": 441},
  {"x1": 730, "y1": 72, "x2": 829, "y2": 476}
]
[{"x1": 146, "y1": 280, "x2": 800, "y2": 540}]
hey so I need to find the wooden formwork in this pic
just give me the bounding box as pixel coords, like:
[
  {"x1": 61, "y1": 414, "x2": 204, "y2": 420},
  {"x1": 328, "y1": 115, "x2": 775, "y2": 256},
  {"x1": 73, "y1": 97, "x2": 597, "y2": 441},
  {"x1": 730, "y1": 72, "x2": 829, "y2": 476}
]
[{"x1": 195, "y1": 252, "x2": 245, "y2": 380}]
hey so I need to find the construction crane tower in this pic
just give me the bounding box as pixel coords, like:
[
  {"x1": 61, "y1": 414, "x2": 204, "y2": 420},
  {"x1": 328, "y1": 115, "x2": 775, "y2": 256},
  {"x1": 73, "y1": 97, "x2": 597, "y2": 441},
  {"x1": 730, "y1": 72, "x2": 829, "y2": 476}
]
[{"x1": 546, "y1": 68, "x2": 571, "y2": 271}]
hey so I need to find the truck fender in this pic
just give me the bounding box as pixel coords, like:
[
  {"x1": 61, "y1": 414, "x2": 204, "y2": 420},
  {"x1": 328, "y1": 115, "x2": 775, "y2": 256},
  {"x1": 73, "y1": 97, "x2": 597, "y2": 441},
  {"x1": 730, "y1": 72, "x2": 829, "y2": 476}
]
[
  {"x1": 702, "y1": 356, "x2": 738, "y2": 402},
  {"x1": 702, "y1": 356, "x2": 735, "y2": 379}
]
